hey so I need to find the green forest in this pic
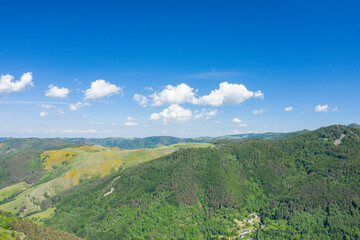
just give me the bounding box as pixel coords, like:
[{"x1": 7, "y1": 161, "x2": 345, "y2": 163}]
[{"x1": 1, "y1": 125, "x2": 360, "y2": 239}]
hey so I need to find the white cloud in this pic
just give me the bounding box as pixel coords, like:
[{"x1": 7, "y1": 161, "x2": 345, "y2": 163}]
[
  {"x1": 238, "y1": 123, "x2": 247, "y2": 127},
  {"x1": 45, "y1": 85, "x2": 70, "y2": 98},
  {"x1": 127, "y1": 116, "x2": 136, "y2": 121},
  {"x1": 145, "y1": 86, "x2": 153, "y2": 91},
  {"x1": 69, "y1": 102, "x2": 90, "y2": 111},
  {"x1": 133, "y1": 94, "x2": 148, "y2": 107},
  {"x1": 194, "y1": 108, "x2": 217, "y2": 120},
  {"x1": 232, "y1": 117, "x2": 242, "y2": 123},
  {"x1": 124, "y1": 121, "x2": 138, "y2": 126},
  {"x1": 194, "y1": 82, "x2": 263, "y2": 106},
  {"x1": 39, "y1": 111, "x2": 48, "y2": 117},
  {"x1": 285, "y1": 106, "x2": 293, "y2": 112},
  {"x1": 314, "y1": 104, "x2": 329, "y2": 112},
  {"x1": 134, "y1": 82, "x2": 263, "y2": 107},
  {"x1": 149, "y1": 104, "x2": 192, "y2": 124},
  {"x1": 38, "y1": 103, "x2": 64, "y2": 116},
  {"x1": 0, "y1": 72, "x2": 34, "y2": 93},
  {"x1": 254, "y1": 90, "x2": 264, "y2": 99},
  {"x1": 252, "y1": 109, "x2": 265, "y2": 114},
  {"x1": 84, "y1": 79, "x2": 122, "y2": 100},
  {"x1": 150, "y1": 83, "x2": 196, "y2": 106},
  {"x1": 314, "y1": 104, "x2": 338, "y2": 113}
]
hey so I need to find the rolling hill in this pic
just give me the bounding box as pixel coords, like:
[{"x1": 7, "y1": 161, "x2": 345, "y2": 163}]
[
  {"x1": 0, "y1": 142, "x2": 211, "y2": 217},
  {"x1": 24, "y1": 125, "x2": 360, "y2": 239},
  {"x1": 0, "y1": 138, "x2": 83, "y2": 189}
]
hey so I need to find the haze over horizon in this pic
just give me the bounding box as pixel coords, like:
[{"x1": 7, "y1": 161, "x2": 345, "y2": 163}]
[{"x1": 1, "y1": 0, "x2": 359, "y2": 138}]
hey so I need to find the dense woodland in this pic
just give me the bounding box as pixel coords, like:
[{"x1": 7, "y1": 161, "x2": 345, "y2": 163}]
[{"x1": 28, "y1": 125, "x2": 360, "y2": 239}]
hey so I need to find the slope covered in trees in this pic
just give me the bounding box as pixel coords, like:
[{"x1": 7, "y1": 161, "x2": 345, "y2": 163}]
[{"x1": 35, "y1": 125, "x2": 360, "y2": 239}]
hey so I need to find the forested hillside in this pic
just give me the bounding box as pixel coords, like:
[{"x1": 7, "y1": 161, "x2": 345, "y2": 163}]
[{"x1": 34, "y1": 125, "x2": 360, "y2": 239}]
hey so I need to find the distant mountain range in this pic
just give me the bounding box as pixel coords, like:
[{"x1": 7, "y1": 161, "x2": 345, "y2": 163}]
[{"x1": 64, "y1": 129, "x2": 310, "y2": 149}]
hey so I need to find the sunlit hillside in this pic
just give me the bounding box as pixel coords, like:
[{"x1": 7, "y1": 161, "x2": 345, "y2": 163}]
[{"x1": 0, "y1": 143, "x2": 211, "y2": 216}]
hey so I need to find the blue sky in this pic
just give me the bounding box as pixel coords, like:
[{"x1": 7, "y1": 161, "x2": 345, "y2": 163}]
[{"x1": 1, "y1": 0, "x2": 359, "y2": 137}]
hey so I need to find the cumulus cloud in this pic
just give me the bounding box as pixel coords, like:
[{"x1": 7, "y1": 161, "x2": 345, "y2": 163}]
[
  {"x1": 315, "y1": 104, "x2": 329, "y2": 112},
  {"x1": 0, "y1": 72, "x2": 34, "y2": 93},
  {"x1": 238, "y1": 123, "x2": 247, "y2": 127},
  {"x1": 150, "y1": 104, "x2": 192, "y2": 124},
  {"x1": 45, "y1": 85, "x2": 70, "y2": 98},
  {"x1": 84, "y1": 79, "x2": 122, "y2": 100},
  {"x1": 285, "y1": 106, "x2": 293, "y2": 112},
  {"x1": 127, "y1": 116, "x2": 136, "y2": 121},
  {"x1": 194, "y1": 109, "x2": 218, "y2": 120},
  {"x1": 194, "y1": 82, "x2": 263, "y2": 106},
  {"x1": 252, "y1": 109, "x2": 265, "y2": 114},
  {"x1": 124, "y1": 121, "x2": 138, "y2": 126},
  {"x1": 314, "y1": 104, "x2": 337, "y2": 112},
  {"x1": 39, "y1": 111, "x2": 48, "y2": 117},
  {"x1": 133, "y1": 94, "x2": 148, "y2": 107},
  {"x1": 69, "y1": 102, "x2": 91, "y2": 111},
  {"x1": 134, "y1": 82, "x2": 263, "y2": 107},
  {"x1": 150, "y1": 83, "x2": 196, "y2": 106},
  {"x1": 254, "y1": 90, "x2": 264, "y2": 99},
  {"x1": 232, "y1": 117, "x2": 242, "y2": 123}
]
